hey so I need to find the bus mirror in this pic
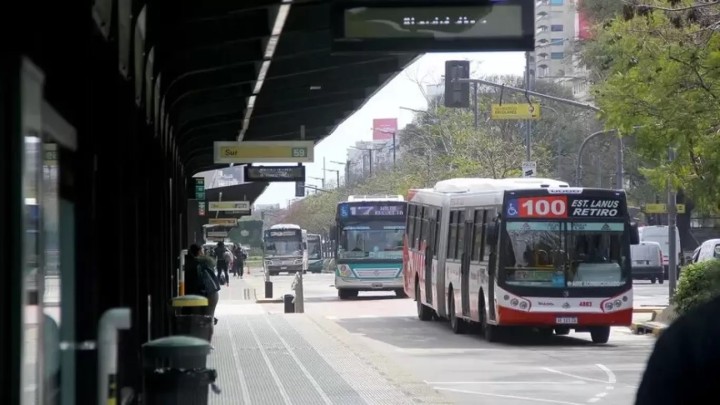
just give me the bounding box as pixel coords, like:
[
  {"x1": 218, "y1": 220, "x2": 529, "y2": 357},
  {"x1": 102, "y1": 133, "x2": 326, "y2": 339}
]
[
  {"x1": 630, "y1": 222, "x2": 640, "y2": 245},
  {"x1": 486, "y1": 223, "x2": 498, "y2": 246}
]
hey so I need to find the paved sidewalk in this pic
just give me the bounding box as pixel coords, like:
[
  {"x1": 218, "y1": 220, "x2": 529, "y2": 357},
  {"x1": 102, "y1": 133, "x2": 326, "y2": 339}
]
[{"x1": 209, "y1": 278, "x2": 449, "y2": 404}]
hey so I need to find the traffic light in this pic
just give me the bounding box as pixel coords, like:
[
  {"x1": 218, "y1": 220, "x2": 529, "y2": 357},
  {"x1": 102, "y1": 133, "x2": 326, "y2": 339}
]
[{"x1": 444, "y1": 60, "x2": 470, "y2": 108}]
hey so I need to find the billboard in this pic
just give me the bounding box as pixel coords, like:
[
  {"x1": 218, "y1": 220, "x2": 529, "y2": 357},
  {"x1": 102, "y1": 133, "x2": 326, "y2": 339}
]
[{"x1": 372, "y1": 118, "x2": 397, "y2": 141}]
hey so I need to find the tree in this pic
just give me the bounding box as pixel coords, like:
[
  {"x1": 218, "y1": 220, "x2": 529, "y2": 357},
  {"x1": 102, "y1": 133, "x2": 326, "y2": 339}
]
[{"x1": 584, "y1": 1, "x2": 720, "y2": 212}]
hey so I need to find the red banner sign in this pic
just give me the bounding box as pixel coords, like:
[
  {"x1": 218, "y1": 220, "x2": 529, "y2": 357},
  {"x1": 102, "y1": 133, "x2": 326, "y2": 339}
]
[{"x1": 517, "y1": 196, "x2": 568, "y2": 218}]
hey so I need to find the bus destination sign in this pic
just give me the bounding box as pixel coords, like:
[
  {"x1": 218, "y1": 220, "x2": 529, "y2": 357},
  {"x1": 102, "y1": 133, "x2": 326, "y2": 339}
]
[
  {"x1": 506, "y1": 196, "x2": 623, "y2": 219},
  {"x1": 341, "y1": 203, "x2": 405, "y2": 217},
  {"x1": 266, "y1": 230, "x2": 299, "y2": 237}
]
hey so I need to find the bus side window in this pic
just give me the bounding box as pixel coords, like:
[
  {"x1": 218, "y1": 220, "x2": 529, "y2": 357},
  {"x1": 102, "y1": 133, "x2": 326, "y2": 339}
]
[
  {"x1": 407, "y1": 204, "x2": 416, "y2": 248},
  {"x1": 415, "y1": 206, "x2": 423, "y2": 249},
  {"x1": 471, "y1": 209, "x2": 486, "y2": 262},
  {"x1": 421, "y1": 206, "x2": 430, "y2": 250},
  {"x1": 457, "y1": 210, "x2": 466, "y2": 257},
  {"x1": 434, "y1": 208, "x2": 440, "y2": 258},
  {"x1": 448, "y1": 211, "x2": 458, "y2": 260}
]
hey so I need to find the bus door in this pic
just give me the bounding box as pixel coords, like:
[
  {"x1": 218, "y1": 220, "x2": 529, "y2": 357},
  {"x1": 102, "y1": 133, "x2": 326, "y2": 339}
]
[
  {"x1": 425, "y1": 212, "x2": 436, "y2": 305},
  {"x1": 487, "y1": 216, "x2": 500, "y2": 321},
  {"x1": 461, "y1": 211, "x2": 473, "y2": 317}
]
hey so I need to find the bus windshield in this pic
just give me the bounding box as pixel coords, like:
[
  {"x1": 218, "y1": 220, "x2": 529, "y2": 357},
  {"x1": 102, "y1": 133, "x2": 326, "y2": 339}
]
[
  {"x1": 307, "y1": 237, "x2": 322, "y2": 260},
  {"x1": 264, "y1": 230, "x2": 303, "y2": 257},
  {"x1": 501, "y1": 221, "x2": 628, "y2": 288},
  {"x1": 337, "y1": 221, "x2": 404, "y2": 260}
]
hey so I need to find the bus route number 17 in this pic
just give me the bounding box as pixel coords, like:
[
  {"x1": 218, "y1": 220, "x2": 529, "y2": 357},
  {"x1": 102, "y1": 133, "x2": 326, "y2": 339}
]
[{"x1": 519, "y1": 196, "x2": 568, "y2": 218}]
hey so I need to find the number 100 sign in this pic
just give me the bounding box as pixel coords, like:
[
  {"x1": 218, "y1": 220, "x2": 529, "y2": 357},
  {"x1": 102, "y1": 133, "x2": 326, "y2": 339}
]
[{"x1": 518, "y1": 196, "x2": 568, "y2": 218}]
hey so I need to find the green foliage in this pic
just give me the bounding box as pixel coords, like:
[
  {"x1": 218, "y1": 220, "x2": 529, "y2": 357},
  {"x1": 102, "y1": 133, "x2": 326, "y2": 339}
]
[
  {"x1": 586, "y1": 3, "x2": 720, "y2": 211},
  {"x1": 672, "y1": 259, "x2": 720, "y2": 315}
]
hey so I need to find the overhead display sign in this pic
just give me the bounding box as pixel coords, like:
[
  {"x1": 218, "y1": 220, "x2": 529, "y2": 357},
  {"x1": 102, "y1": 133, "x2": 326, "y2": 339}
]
[
  {"x1": 505, "y1": 196, "x2": 625, "y2": 219},
  {"x1": 339, "y1": 202, "x2": 406, "y2": 218},
  {"x1": 208, "y1": 201, "x2": 250, "y2": 212},
  {"x1": 244, "y1": 165, "x2": 306, "y2": 182},
  {"x1": 207, "y1": 231, "x2": 229, "y2": 238},
  {"x1": 208, "y1": 218, "x2": 238, "y2": 226},
  {"x1": 198, "y1": 201, "x2": 206, "y2": 216},
  {"x1": 214, "y1": 141, "x2": 314, "y2": 164},
  {"x1": 266, "y1": 230, "x2": 301, "y2": 238},
  {"x1": 194, "y1": 177, "x2": 205, "y2": 200},
  {"x1": 331, "y1": 0, "x2": 534, "y2": 52},
  {"x1": 491, "y1": 103, "x2": 541, "y2": 120}
]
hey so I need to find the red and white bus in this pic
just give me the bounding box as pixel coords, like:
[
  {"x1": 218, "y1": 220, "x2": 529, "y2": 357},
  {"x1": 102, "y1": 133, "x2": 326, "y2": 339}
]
[{"x1": 403, "y1": 177, "x2": 640, "y2": 344}]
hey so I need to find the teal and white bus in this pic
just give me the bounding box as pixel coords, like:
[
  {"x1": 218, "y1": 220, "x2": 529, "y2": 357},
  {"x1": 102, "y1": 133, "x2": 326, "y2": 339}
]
[
  {"x1": 307, "y1": 233, "x2": 324, "y2": 273},
  {"x1": 333, "y1": 195, "x2": 407, "y2": 299}
]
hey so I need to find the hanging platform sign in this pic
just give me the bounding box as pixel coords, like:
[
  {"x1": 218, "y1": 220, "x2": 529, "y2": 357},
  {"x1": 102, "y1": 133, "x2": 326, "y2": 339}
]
[
  {"x1": 491, "y1": 103, "x2": 541, "y2": 120},
  {"x1": 213, "y1": 141, "x2": 314, "y2": 164},
  {"x1": 244, "y1": 165, "x2": 305, "y2": 182},
  {"x1": 208, "y1": 201, "x2": 250, "y2": 212},
  {"x1": 194, "y1": 177, "x2": 205, "y2": 200},
  {"x1": 208, "y1": 218, "x2": 238, "y2": 226}
]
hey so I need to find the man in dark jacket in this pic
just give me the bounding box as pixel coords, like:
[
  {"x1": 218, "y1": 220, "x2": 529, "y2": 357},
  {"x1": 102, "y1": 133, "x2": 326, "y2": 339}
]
[{"x1": 635, "y1": 296, "x2": 720, "y2": 404}]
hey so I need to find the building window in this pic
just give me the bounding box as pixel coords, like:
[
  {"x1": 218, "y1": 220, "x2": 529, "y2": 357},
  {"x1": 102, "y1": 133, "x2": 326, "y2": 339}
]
[
  {"x1": 550, "y1": 38, "x2": 564, "y2": 46},
  {"x1": 550, "y1": 0, "x2": 564, "y2": 4},
  {"x1": 551, "y1": 24, "x2": 564, "y2": 32},
  {"x1": 551, "y1": 52, "x2": 565, "y2": 60}
]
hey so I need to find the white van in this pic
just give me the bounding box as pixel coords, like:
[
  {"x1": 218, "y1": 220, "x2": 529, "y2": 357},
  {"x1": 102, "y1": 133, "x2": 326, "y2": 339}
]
[
  {"x1": 639, "y1": 226, "x2": 682, "y2": 279},
  {"x1": 630, "y1": 241, "x2": 664, "y2": 284}
]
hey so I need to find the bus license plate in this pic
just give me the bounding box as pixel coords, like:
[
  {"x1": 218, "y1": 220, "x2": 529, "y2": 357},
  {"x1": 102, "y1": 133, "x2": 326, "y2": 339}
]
[
  {"x1": 280, "y1": 266, "x2": 287, "y2": 270},
  {"x1": 371, "y1": 283, "x2": 383, "y2": 288},
  {"x1": 556, "y1": 317, "x2": 578, "y2": 324}
]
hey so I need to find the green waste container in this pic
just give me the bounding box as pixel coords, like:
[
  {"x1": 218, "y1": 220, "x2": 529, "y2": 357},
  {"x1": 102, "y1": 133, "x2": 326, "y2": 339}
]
[
  {"x1": 171, "y1": 295, "x2": 213, "y2": 341},
  {"x1": 142, "y1": 336, "x2": 220, "y2": 405}
]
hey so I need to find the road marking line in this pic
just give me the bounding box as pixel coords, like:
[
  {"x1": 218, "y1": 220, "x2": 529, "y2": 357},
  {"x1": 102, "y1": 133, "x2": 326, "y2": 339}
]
[
  {"x1": 434, "y1": 387, "x2": 584, "y2": 405},
  {"x1": 596, "y1": 364, "x2": 617, "y2": 384},
  {"x1": 425, "y1": 380, "x2": 585, "y2": 385},
  {"x1": 543, "y1": 367, "x2": 609, "y2": 384}
]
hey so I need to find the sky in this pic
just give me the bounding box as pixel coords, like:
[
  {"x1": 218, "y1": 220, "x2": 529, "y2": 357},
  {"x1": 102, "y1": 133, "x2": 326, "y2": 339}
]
[{"x1": 253, "y1": 52, "x2": 527, "y2": 208}]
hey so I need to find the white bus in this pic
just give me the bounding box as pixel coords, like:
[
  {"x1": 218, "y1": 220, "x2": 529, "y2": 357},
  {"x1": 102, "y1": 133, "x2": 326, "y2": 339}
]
[
  {"x1": 403, "y1": 178, "x2": 639, "y2": 344},
  {"x1": 263, "y1": 224, "x2": 308, "y2": 275}
]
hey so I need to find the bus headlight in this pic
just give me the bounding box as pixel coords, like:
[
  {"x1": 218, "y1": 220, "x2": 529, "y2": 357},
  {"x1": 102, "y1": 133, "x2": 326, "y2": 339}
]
[
  {"x1": 337, "y1": 264, "x2": 352, "y2": 277},
  {"x1": 601, "y1": 294, "x2": 631, "y2": 312}
]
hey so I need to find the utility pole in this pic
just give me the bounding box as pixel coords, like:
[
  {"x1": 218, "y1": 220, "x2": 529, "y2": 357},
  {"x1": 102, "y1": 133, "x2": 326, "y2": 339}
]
[
  {"x1": 322, "y1": 156, "x2": 327, "y2": 189},
  {"x1": 473, "y1": 82, "x2": 479, "y2": 129},
  {"x1": 524, "y1": 51, "x2": 533, "y2": 161},
  {"x1": 668, "y1": 147, "x2": 678, "y2": 298},
  {"x1": 392, "y1": 131, "x2": 396, "y2": 170},
  {"x1": 368, "y1": 149, "x2": 373, "y2": 177}
]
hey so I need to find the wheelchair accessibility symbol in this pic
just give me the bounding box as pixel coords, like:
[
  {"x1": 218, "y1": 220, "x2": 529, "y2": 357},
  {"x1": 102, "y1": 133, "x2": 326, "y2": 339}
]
[{"x1": 506, "y1": 202, "x2": 518, "y2": 217}]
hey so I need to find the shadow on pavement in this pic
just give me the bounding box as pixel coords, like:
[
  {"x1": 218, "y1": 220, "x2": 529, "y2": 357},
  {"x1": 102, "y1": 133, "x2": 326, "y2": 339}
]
[{"x1": 335, "y1": 316, "x2": 616, "y2": 349}]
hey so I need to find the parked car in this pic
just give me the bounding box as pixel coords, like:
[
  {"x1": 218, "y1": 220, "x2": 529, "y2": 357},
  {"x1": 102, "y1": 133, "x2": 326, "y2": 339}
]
[
  {"x1": 690, "y1": 238, "x2": 720, "y2": 264},
  {"x1": 631, "y1": 241, "x2": 664, "y2": 284}
]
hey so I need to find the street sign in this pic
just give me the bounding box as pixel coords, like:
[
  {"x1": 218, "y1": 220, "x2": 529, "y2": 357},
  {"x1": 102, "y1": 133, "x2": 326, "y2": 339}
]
[
  {"x1": 208, "y1": 201, "x2": 250, "y2": 212},
  {"x1": 194, "y1": 177, "x2": 205, "y2": 200},
  {"x1": 295, "y1": 181, "x2": 305, "y2": 198},
  {"x1": 208, "y1": 218, "x2": 238, "y2": 226},
  {"x1": 198, "y1": 201, "x2": 206, "y2": 216},
  {"x1": 522, "y1": 161, "x2": 536, "y2": 178},
  {"x1": 330, "y1": 0, "x2": 535, "y2": 53},
  {"x1": 213, "y1": 141, "x2": 314, "y2": 164},
  {"x1": 644, "y1": 203, "x2": 686, "y2": 214},
  {"x1": 207, "y1": 231, "x2": 228, "y2": 238},
  {"x1": 491, "y1": 103, "x2": 541, "y2": 120},
  {"x1": 244, "y1": 165, "x2": 306, "y2": 182}
]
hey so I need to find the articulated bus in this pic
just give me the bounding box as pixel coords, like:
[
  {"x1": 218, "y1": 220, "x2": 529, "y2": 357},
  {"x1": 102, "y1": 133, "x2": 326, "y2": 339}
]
[
  {"x1": 263, "y1": 224, "x2": 308, "y2": 275},
  {"x1": 333, "y1": 195, "x2": 407, "y2": 299},
  {"x1": 403, "y1": 178, "x2": 639, "y2": 344}
]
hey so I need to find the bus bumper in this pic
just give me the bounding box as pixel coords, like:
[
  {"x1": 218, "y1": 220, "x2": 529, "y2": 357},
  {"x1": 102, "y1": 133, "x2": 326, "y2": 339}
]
[
  {"x1": 267, "y1": 265, "x2": 303, "y2": 273},
  {"x1": 496, "y1": 306, "x2": 633, "y2": 327},
  {"x1": 335, "y1": 276, "x2": 403, "y2": 291}
]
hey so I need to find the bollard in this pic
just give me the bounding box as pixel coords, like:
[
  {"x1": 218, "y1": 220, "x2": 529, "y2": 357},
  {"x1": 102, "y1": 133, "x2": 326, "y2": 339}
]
[
  {"x1": 265, "y1": 281, "x2": 273, "y2": 299},
  {"x1": 283, "y1": 294, "x2": 295, "y2": 313}
]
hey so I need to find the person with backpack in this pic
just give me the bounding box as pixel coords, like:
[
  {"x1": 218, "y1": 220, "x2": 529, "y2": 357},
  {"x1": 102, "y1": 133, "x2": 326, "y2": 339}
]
[
  {"x1": 186, "y1": 244, "x2": 221, "y2": 340},
  {"x1": 214, "y1": 241, "x2": 231, "y2": 287},
  {"x1": 232, "y1": 245, "x2": 247, "y2": 278}
]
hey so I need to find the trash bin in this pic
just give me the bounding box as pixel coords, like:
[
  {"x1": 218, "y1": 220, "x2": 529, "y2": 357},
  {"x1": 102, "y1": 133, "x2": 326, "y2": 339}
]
[
  {"x1": 283, "y1": 294, "x2": 295, "y2": 313},
  {"x1": 142, "y1": 336, "x2": 219, "y2": 405},
  {"x1": 171, "y1": 295, "x2": 213, "y2": 341}
]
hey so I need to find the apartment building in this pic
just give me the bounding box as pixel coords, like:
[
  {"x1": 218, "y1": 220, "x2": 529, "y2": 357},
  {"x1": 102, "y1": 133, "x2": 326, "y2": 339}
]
[{"x1": 532, "y1": 0, "x2": 591, "y2": 100}]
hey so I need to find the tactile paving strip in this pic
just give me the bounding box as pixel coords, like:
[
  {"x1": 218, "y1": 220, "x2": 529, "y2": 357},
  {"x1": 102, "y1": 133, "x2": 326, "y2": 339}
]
[{"x1": 208, "y1": 313, "x2": 443, "y2": 404}]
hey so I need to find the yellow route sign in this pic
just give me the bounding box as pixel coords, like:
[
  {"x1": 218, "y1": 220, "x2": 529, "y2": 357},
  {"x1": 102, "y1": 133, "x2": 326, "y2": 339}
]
[
  {"x1": 208, "y1": 201, "x2": 250, "y2": 212},
  {"x1": 208, "y1": 218, "x2": 238, "y2": 226},
  {"x1": 491, "y1": 103, "x2": 541, "y2": 120},
  {"x1": 214, "y1": 141, "x2": 314, "y2": 164},
  {"x1": 643, "y1": 203, "x2": 685, "y2": 214}
]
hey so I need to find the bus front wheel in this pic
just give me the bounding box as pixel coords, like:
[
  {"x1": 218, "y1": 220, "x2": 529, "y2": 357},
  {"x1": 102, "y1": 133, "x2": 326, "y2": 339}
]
[
  {"x1": 590, "y1": 326, "x2": 611, "y2": 344},
  {"x1": 338, "y1": 289, "x2": 358, "y2": 300}
]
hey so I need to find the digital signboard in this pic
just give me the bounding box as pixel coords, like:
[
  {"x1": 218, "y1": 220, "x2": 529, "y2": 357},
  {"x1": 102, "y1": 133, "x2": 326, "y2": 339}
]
[
  {"x1": 331, "y1": 0, "x2": 534, "y2": 53},
  {"x1": 505, "y1": 196, "x2": 624, "y2": 219},
  {"x1": 265, "y1": 230, "x2": 301, "y2": 238},
  {"x1": 339, "y1": 202, "x2": 406, "y2": 218},
  {"x1": 244, "y1": 165, "x2": 305, "y2": 182}
]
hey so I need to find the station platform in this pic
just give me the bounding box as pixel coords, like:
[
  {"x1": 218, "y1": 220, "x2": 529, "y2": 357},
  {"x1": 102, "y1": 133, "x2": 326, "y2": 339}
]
[{"x1": 208, "y1": 279, "x2": 449, "y2": 405}]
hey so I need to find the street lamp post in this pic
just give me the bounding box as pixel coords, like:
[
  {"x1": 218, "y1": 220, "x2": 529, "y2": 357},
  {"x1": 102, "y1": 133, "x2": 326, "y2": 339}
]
[{"x1": 370, "y1": 127, "x2": 397, "y2": 170}]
